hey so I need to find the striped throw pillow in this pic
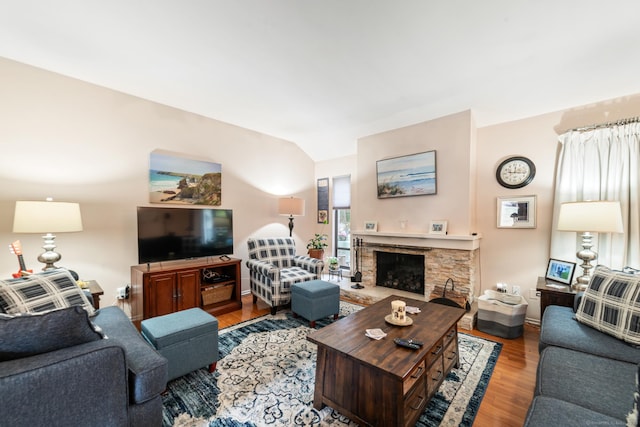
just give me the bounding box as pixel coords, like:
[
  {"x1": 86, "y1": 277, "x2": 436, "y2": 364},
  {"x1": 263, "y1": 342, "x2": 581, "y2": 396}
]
[
  {"x1": 0, "y1": 269, "x2": 95, "y2": 316},
  {"x1": 575, "y1": 265, "x2": 640, "y2": 345}
]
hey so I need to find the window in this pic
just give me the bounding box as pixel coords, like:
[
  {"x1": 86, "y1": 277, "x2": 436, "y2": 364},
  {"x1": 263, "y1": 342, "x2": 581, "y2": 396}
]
[{"x1": 332, "y1": 175, "x2": 351, "y2": 269}]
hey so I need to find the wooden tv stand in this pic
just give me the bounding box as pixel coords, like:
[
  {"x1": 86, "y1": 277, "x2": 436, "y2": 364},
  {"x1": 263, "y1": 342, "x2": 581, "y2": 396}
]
[{"x1": 130, "y1": 257, "x2": 242, "y2": 329}]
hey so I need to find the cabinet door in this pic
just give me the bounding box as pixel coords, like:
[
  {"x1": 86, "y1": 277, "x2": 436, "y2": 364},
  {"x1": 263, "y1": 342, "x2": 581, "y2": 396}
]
[
  {"x1": 146, "y1": 272, "x2": 177, "y2": 318},
  {"x1": 176, "y1": 269, "x2": 200, "y2": 311}
]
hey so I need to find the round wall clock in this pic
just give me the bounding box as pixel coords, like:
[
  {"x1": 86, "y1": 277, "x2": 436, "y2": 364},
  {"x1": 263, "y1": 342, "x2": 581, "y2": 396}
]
[{"x1": 496, "y1": 156, "x2": 536, "y2": 189}]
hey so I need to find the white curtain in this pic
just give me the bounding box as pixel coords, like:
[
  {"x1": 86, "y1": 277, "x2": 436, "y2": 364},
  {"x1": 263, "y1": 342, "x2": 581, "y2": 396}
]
[{"x1": 550, "y1": 121, "x2": 640, "y2": 270}]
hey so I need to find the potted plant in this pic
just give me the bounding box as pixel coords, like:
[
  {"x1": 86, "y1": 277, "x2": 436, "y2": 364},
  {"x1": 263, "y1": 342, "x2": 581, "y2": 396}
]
[
  {"x1": 307, "y1": 233, "x2": 328, "y2": 259},
  {"x1": 327, "y1": 256, "x2": 339, "y2": 271}
]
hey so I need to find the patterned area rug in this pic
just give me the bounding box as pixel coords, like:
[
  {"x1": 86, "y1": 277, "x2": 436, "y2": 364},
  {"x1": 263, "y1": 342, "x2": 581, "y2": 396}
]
[{"x1": 162, "y1": 302, "x2": 501, "y2": 427}]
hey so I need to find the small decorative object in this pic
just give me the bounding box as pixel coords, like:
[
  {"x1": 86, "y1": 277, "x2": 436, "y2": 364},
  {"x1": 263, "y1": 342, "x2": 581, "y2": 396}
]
[
  {"x1": 377, "y1": 150, "x2": 437, "y2": 198},
  {"x1": 307, "y1": 233, "x2": 328, "y2": 259},
  {"x1": 391, "y1": 300, "x2": 406, "y2": 322},
  {"x1": 495, "y1": 156, "x2": 536, "y2": 189},
  {"x1": 429, "y1": 220, "x2": 448, "y2": 235},
  {"x1": 385, "y1": 299, "x2": 413, "y2": 326},
  {"x1": 364, "y1": 221, "x2": 377, "y2": 231},
  {"x1": 545, "y1": 258, "x2": 577, "y2": 285},
  {"x1": 327, "y1": 256, "x2": 339, "y2": 271},
  {"x1": 497, "y1": 195, "x2": 537, "y2": 228}
]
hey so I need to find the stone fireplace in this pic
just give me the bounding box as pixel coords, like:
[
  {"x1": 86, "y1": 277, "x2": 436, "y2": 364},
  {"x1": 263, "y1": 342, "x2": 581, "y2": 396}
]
[{"x1": 348, "y1": 231, "x2": 481, "y2": 329}]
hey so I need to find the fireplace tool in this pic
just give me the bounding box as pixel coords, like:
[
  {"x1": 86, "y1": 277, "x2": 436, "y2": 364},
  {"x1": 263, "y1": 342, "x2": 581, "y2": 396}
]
[
  {"x1": 430, "y1": 278, "x2": 471, "y2": 311},
  {"x1": 351, "y1": 237, "x2": 363, "y2": 288}
]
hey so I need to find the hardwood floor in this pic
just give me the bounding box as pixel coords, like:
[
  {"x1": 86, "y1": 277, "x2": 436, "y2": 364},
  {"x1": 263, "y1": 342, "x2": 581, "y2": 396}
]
[{"x1": 216, "y1": 294, "x2": 539, "y2": 426}]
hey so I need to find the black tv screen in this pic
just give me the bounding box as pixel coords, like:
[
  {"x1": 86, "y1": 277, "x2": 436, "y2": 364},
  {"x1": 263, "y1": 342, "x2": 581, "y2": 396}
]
[{"x1": 137, "y1": 207, "x2": 233, "y2": 264}]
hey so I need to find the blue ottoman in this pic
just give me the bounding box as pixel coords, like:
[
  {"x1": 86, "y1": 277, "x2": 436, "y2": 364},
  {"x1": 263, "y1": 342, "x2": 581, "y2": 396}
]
[
  {"x1": 291, "y1": 280, "x2": 340, "y2": 327},
  {"x1": 141, "y1": 308, "x2": 218, "y2": 381}
]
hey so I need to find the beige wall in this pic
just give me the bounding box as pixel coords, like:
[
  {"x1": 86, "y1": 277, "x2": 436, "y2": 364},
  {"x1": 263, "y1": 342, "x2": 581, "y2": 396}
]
[
  {"x1": 3, "y1": 56, "x2": 639, "y2": 323},
  {"x1": 0, "y1": 58, "x2": 318, "y2": 307}
]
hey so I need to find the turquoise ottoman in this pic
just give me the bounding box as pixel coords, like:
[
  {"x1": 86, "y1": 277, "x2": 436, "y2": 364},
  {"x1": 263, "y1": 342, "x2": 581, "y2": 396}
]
[
  {"x1": 141, "y1": 308, "x2": 218, "y2": 381},
  {"x1": 291, "y1": 280, "x2": 340, "y2": 327}
]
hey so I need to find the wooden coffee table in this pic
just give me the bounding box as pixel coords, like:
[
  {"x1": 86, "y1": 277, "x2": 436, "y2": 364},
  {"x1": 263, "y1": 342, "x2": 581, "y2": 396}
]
[{"x1": 307, "y1": 295, "x2": 465, "y2": 427}]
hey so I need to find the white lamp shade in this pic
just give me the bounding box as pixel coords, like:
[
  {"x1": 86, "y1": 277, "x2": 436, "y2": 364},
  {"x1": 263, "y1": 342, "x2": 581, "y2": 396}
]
[
  {"x1": 278, "y1": 197, "x2": 305, "y2": 216},
  {"x1": 13, "y1": 201, "x2": 83, "y2": 233},
  {"x1": 557, "y1": 201, "x2": 623, "y2": 233}
]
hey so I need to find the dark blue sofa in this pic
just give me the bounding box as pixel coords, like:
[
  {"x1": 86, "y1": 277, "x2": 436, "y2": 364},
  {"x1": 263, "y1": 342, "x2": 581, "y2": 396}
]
[
  {"x1": 524, "y1": 303, "x2": 639, "y2": 426},
  {"x1": 0, "y1": 306, "x2": 168, "y2": 426}
]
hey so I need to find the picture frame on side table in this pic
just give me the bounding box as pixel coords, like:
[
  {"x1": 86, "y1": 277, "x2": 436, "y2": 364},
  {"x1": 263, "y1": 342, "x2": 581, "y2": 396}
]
[
  {"x1": 364, "y1": 221, "x2": 378, "y2": 232},
  {"x1": 545, "y1": 258, "x2": 576, "y2": 285},
  {"x1": 497, "y1": 195, "x2": 537, "y2": 228},
  {"x1": 429, "y1": 220, "x2": 448, "y2": 235}
]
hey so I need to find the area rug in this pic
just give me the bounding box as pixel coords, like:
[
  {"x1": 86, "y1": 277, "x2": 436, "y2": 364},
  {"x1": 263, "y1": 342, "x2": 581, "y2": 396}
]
[{"x1": 162, "y1": 302, "x2": 502, "y2": 427}]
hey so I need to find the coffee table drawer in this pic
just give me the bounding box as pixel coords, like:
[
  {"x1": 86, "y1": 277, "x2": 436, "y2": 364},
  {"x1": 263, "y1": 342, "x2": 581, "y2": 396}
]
[
  {"x1": 426, "y1": 338, "x2": 444, "y2": 367},
  {"x1": 427, "y1": 354, "x2": 444, "y2": 395},
  {"x1": 444, "y1": 335, "x2": 458, "y2": 372},
  {"x1": 403, "y1": 360, "x2": 426, "y2": 394},
  {"x1": 444, "y1": 325, "x2": 457, "y2": 345},
  {"x1": 403, "y1": 377, "x2": 427, "y2": 427}
]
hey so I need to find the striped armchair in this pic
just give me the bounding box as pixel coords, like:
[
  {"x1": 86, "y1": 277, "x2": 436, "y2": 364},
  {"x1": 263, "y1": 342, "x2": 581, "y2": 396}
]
[{"x1": 246, "y1": 237, "x2": 324, "y2": 315}]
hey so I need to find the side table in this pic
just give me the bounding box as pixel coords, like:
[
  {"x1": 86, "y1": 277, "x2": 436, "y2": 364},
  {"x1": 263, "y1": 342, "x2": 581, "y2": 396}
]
[
  {"x1": 536, "y1": 276, "x2": 576, "y2": 319},
  {"x1": 86, "y1": 280, "x2": 104, "y2": 309},
  {"x1": 328, "y1": 268, "x2": 343, "y2": 281}
]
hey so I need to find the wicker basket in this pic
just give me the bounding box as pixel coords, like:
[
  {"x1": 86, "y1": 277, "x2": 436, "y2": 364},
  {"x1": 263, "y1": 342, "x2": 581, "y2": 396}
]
[{"x1": 201, "y1": 284, "x2": 233, "y2": 305}]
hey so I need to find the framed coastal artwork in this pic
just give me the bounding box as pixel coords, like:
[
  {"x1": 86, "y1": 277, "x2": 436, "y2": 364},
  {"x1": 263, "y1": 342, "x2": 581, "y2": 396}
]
[
  {"x1": 149, "y1": 150, "x2": 222, "y2": 205},
  {"x1": 376, "y1": 150, "x2": 437, "y2": 199}
]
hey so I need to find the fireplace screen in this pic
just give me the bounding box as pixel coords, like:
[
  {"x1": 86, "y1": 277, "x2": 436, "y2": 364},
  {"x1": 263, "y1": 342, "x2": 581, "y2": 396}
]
[{"x1": 376, "y1": 251, "x2": 425, "y2": 295}]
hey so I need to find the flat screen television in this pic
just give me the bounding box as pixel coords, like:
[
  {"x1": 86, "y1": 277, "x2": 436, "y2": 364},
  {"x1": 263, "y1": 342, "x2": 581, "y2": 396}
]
[{"x1": 136, "y1": 206, "x2": 233, "y2": 264}]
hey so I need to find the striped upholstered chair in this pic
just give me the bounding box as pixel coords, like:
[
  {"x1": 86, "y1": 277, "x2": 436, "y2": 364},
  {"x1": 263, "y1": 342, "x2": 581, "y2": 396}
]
[{"x1": 246, "y1": 237, "x2": 324, "y2": 315}]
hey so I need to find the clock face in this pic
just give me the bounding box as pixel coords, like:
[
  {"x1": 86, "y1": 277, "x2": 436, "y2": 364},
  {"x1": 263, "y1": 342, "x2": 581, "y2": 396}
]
[{"x1": 496, "y1": 156, "x2": 535, "y2": 189}]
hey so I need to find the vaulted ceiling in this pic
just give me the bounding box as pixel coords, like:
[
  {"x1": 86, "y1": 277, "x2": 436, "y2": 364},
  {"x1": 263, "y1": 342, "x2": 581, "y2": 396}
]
[{"x1": 2, "y1": 1, "x2": 640, "y2": 161}]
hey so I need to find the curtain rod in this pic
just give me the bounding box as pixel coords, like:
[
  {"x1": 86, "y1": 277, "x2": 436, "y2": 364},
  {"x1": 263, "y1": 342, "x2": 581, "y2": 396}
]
[{"x1": 565, "y1": 116, "x2": 640, "y2": 133}]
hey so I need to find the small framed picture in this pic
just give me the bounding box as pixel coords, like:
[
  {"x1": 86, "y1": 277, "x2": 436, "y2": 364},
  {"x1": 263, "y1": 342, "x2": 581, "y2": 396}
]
[
  {"x1": 429, "y1": 220, "x2": 448, "y2": 235},
  {"x1": 545, "y1": 258, "x2": 576, "y2": 285},
  {"x1": 497, "y1": 195, "x2": 537, "y2": 228},
  {"x1": 364, "y1": 221, "x2": 378, "y2": 231}
]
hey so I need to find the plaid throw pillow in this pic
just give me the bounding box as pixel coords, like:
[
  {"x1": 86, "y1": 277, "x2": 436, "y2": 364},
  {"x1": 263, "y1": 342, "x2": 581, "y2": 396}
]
[
  {"x1": 0, "y1": 269, "x2": 95, "y2": 316},
  {"x1": 575, "y1": 265, "x2": 640, "y2": 345}
]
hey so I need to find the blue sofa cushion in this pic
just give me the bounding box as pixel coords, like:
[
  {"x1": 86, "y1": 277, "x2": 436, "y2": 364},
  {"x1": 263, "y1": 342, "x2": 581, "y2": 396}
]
[
  {"x1": 524, "y1": 396, "x2": 626, "y2": 427},
  {"x1": 0, "y1": 269, "x2": 95, "y2": 316},
  {"x1": 0, "y1": 306, "x2": 103, "y2": 361},
  {"x1": 575, "y1": 265, "x2": 640, "y2": 345},
  {"x1": 540, "y1": 305, "x2": 640, "y2": 364},
  {"x1": 536, "y1": 346, "x2": 636, "y2": 420}
]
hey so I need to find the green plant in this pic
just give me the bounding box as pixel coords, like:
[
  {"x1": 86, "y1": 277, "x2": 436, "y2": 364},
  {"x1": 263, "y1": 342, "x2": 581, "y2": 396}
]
[
  {"x1": 307, "y1": 233, "x2": 328, "y2": 250},
  {"x1": 327, "y1": 256, "x2": 339, "y2": 270}
]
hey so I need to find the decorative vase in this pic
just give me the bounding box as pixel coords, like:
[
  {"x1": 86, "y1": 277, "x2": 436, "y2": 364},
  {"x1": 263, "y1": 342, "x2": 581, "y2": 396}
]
[{"x1": 308, "y1": 249, "x2": 324, "y2": 260}]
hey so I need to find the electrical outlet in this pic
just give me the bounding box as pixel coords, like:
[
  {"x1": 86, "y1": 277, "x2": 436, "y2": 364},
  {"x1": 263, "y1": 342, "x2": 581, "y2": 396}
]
[
  {"x1": 117, "y1": 285, "x2": 130, "y2": 300},
  {"x1": 512, "y1": 285, "x2": 521, "y2": 296}
]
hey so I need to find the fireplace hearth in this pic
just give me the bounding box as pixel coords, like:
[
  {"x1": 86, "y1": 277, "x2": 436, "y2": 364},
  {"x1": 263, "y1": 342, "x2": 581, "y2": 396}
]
[{"x1": 376, "y1": 251, "x2": 425, "y2": 295}]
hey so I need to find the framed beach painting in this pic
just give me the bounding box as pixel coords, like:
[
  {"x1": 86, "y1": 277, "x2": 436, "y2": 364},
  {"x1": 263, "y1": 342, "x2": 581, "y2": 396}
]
[
  {"x1": 149, "y1": 151, "x2": 222, "y2": 205},
  {"x1": 376, "y1": 150, "x2": 437, "y2": 199}
]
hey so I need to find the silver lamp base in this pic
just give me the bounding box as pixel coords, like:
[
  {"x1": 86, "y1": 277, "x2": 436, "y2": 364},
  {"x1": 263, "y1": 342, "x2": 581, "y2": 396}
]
[
  {"x1": 572, "y1": 231, "x2": 596, "y2": 291},
  {"x1": 37, "y1": 233, "x2": 62, "y2": 270}
]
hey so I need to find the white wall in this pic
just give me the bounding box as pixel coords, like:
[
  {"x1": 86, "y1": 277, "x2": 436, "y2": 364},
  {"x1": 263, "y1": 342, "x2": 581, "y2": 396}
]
[{"x1": 0, "y1": 58, "x2": 319, "y2": 307}]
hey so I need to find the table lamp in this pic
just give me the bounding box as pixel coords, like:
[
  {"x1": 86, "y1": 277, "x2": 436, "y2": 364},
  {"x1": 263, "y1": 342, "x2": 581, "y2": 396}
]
[
  {"x1": 557, "y1": 200, "x2": 623, "y2": 290},
  {"x1": 13, "y1": 199, "x2": 83, "y2": 270},
  {"x1": 278, "y1": 197, "x2": 305, "y2": 237}
]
